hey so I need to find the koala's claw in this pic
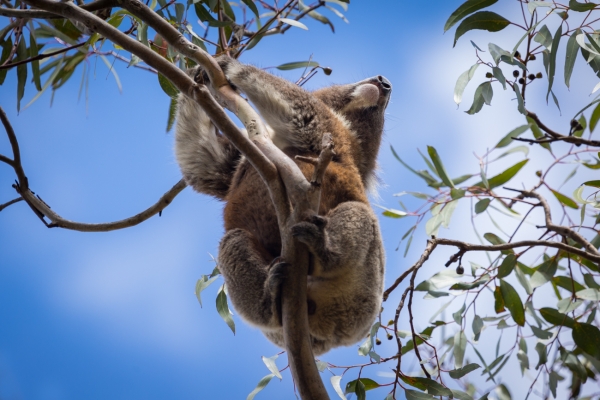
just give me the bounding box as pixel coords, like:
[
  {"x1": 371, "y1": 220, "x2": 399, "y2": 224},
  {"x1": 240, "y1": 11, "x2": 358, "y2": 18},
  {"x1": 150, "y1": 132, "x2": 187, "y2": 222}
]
[
  {"x1": 291, "y1": 215, "x2": 327, "y2": 247},
  {"x1": 267, "y1": 259, "x2": 290, "y2": 291}
]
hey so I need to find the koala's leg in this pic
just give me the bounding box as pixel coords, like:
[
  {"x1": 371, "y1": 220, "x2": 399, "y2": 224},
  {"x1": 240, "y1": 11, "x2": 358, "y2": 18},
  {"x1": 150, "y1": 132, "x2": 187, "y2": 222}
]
[
  {"x1": 218, "y1": 228, "x2": 286, "y2": 329},
  {"x1": 292, "y1": 201, "x2": 383, "y2": 277},
  {"x1": 175, "y1": 81, "x2": 241, "y2": 200},
  {"x1": 217, "y1": 57, "x2": 325, "y2": 152}
]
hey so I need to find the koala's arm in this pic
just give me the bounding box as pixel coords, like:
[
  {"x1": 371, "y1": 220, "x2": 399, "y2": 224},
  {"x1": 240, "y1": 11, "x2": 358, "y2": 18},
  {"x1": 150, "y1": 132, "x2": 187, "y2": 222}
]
[
  {"x1": 175, "y1": 69, "x2": 241, "y2": 200},
  {"x1": 217, "y1": 57, "x2": 325, "y2": 152},
  {"x1": 292, "y1": 201, "x2": 384, "y2": 278}
]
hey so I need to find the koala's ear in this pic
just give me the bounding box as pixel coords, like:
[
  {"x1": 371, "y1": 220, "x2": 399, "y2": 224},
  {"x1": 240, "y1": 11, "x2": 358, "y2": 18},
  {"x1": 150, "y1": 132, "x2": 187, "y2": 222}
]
[{"x1": 344, "y1": 83, "x2": 380, "y2": 111}]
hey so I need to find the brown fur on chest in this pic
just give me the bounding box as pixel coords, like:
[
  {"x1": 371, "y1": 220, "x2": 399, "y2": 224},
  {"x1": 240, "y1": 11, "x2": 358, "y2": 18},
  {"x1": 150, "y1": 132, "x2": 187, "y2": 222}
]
[{"x1": 223, "y1": 156, "x2": 367, "y2": 259}]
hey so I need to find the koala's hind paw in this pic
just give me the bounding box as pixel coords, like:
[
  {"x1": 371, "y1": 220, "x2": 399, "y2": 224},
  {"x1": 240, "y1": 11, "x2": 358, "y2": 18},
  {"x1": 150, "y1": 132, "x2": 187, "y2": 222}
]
[
  {"x1": 266, "y1": 258, "x2": 290, "y2": 326},
  {"x1": 291, "y1": 215, "x2": 327, "y2": 248}
]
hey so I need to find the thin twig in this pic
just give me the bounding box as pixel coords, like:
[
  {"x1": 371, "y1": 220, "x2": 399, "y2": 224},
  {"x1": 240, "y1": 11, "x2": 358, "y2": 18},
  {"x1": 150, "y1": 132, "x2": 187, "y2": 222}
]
[
  {"x1": 0, "y1": 42, "x2": 87, "y2": 70},
  {"x1": 0, "y1": 197, "x2": 23, "y2": 211}
]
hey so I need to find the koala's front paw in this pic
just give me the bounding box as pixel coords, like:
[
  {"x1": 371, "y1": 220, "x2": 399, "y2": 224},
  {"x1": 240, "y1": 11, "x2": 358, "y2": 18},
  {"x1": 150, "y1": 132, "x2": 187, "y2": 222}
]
[
  {"x1": 291, "y1": 215, "x2": 327, "y2": 249},
  {"x1": 266, "y1": 257, "x2": 290, "y2": 326},
  {"x1": 186, "y1": 66, "x2": 209, "y2": 84}
]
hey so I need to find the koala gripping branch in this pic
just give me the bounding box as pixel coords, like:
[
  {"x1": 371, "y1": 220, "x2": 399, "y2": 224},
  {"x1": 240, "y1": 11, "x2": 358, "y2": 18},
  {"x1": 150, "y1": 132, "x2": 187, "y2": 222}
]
[{"x1": 20, "y1": 0, "x2": 331, "y2": 397}]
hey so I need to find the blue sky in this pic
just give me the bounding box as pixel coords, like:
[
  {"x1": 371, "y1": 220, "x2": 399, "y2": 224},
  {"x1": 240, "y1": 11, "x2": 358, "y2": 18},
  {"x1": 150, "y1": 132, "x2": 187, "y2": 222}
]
[{"x1": 1, "y1": 1, "x2": 599, "y2": 399}]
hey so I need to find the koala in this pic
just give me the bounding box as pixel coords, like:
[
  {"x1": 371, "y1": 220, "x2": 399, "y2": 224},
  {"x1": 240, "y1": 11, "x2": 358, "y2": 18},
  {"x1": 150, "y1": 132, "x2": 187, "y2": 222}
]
[{"x1": 175, "y1": 57, "x2": 391, "y2": 355}]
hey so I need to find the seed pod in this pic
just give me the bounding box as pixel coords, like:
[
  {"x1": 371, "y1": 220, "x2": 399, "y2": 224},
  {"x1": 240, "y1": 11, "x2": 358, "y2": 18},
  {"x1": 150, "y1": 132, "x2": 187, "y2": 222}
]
[
  {"x1": 535, "y1": 170, "x2": 542, "y2": 177},
  {"x1": 514, "y1": 50, "x2": 521, "y2": 58},
  {"x1": 536, "y1": 72, "x2": 543, "y2": 79},
  {"x1": 529, "y1": 54, "x2": 537, "y2": 61},
  {"x1": 513, "y1": 70, "x2": 520, "y2": 78},
  {"x1": 486, "y1": 72, "x2": 493, "y2": 78},
  {"x1": 571, "y1": 119, "x2": 579, "y2": 128},
  {"x1": 528, "y1": 74, "x2": 536, "y2": 80},
  {"x1": 387, "y1": 333, "x2": 393, "y2": 340},
  {"x1": 456, "y1": 265, "x2": 464, "y2": 275},
  {"x1": 518, "y1": 78, "x2": 525, "y2": 84},
  {"x1": 376, "y1": 338, "x2": 382, "y2": 345}
]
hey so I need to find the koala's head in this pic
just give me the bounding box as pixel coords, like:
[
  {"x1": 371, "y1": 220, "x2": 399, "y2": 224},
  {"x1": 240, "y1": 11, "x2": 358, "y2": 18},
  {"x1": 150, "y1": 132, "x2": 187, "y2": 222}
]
[{"x1": 313, "y1": 76, "x2": 392, "y2": 185}]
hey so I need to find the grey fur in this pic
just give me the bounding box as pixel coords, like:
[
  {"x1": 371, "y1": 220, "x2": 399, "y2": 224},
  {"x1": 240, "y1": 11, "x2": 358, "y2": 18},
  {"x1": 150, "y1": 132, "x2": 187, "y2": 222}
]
[{"x1": 175, "y1": 57, "x2": 391, "y2": 355}]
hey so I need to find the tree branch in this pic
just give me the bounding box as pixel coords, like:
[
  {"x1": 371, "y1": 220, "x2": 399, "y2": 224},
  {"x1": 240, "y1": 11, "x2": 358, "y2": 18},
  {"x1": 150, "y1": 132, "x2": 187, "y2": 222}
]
[
  {"x1": 0, "y1": 0, "x2": 116, "y2": 19},
  {"x1": 0, "y1": 41, "x2": 87, "y2": 70},
  {"x1": 526, "y1": 110, "x2": 600, "y2": 147},
  {"x1": 0, "y1": 196, "x2": 22, "y2": 211}
]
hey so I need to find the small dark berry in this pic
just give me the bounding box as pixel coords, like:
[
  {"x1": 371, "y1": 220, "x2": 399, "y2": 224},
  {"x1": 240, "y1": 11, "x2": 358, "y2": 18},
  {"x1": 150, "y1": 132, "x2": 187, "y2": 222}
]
[
  {"x1": 571, "y1": 119, "x2": 579, "y2": 128},
  {"x1": 536, "y1": 72, "x2": 543, "y2": 79},
  {"x1": 535, "y1": 170, "x2": 542, "y2": 177},
  {"x1": 528, "y1": 74, "x2": 536, "y2": 80},
  {"x1": 322, "y1": 67, "x2": 332, "y2": 76},
  {"x1": 486, "y1": 72, "x2": 493, "y2": 78},
  {"x1": 387, "y1": 333, "x2": 393, "y2": 340},
  {"x1": 376, "y1": 338, "x2": 382, "y2": 345},
  {"x1": 518, "y1": 78, "x2": 525, "y2": 84},
  {"x1": 529, "y1": 54, "x2": 537, "y2": 61},
  {"x1": 456, "y1": 265, "x2": 464, "y2": 275},
  {"x1": 576, "y1": 123, "x2": 584, "y2": 131},
  {"x1": 513, "y1": 70, "x2": 520, "y2": 78},
  {"x1": 514, "y1": 51, "x2": 521, "y2": 58}
]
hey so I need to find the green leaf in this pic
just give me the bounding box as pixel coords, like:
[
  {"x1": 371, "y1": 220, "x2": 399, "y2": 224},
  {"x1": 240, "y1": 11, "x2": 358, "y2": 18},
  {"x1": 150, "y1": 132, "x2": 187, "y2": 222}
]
[
  {"x1": 246, "y1": 374, "x2": 274, "y2": 400},
  {"x1": 550, "y1": 189, "x2": 579, "y2": 209},
  {"x1": 450, "y1": 280, "x2": 486, "y2": 290},
  {"x1": 158, "y1": 73, "x2": 179, "y2": 98},
  {"x1": 534, "y1": 25, "x2": 552, "y2": 49},
  {"x1": 495, "y1": 125, "x2": 529, "y2": 148},
  {"x1": 167, "y1": 97, "x2": 178, "y2": 133},
  {"x1": 444, "y1": 0, "x2": 498, "y2": 32},
  {"x1": 565, "y1": 30, "x2": 581, "y2": 88},
  {"x1": 241, "y1": 0, "x2": 260, "y2": 20},
  {"x1": 390, "y1": 146, "x2": 439, "y2": 186},
  {"x1": 478, "y1": 159, "x2": 528, "y2": 189},
  {"x1": 454, "y1": 11, "x2": 510, "y2": 47},
  {"x1": 534, "y1": 342, "x2": 547, "y2": 369},
  {"x1": 475, "y1": 198, "x2": 491, "y2": 214},
  {"x1": 569, "y1": 0, "x2": 597, "y2": 12},
  {"x1": 29, "y1": 32, "x2": 41, "y2": 91},
  {"x1": 583, "y1": 180, "x2": 600, "y2": 188},
  {"x1": 547, "y1": 24, "x2": 562, "y2": 103},
  {"x1": 497, "y1": 254, "x2": 517, "y2": 278},
  {"x1": 194, "y1": 3, "x2": 232, "y2": 27},
  {"x1": 531, "y1": 325, "x2": 553, "y2": 339},
  {"x1": 344, "y1": 378, "x2": 380, "y2": 394},
  {"x1": 449, "y1": 363, "x2": 481, "y2": 379},
  {"x1": 552, "y1": 275, "x2": 585, "y2": 292},
  {"x1": 572, "y1": 322, "x2": 600, "y2": 359},
  {"x1": 261, "y1": 354, "x2": 282, "y2": 379},
  {"x1": 216, "y1": 284, "x2": 235, "y2": 334},
  {"x1": 530, "y1": 257, "x2": 558, "y2": 288},
  {"x1": 15, "y1": 37, "x2": 27, "y2": 112},
  {"x1": 584, "y1": 273, "x2": 600, "y2": 289},
  {"x1": 539, "y1": 307, "x2": 576, "y2": 328},
  {"x1": 484, "y1": 232, "x2": 506, "y2": 246},
  {"x1": 427, "y1": 146, "x2": 455, "y2": 188},
  {"x1": 195, "y1": 274, "x2": 218, "y2": 307},
  {"x1": 454, "y1": 330, "x2": 468, "y2": 368},
  {"x1": 576, "y1": 288, "x2": 600, "y2": 300},
  {"x1": 590, "y1": 102, "x2": 600, "y2": 132},
  {"x1": 276, "y1": 61, "x2": 319, "y2": 70},
  {"x1": 512, "y1": 82, "x2": 526, "y2": 114},
  {"x1": 0, "y1": 37, "x2": 12, "y2": 85},
  {"x1": 279, "y1": 17, "x2": 309, "y2": 30},
  {"x1": 466, "y1": 81, "x2": 491, "y2": 115},
  {"x1": 499, "y1": 279, "x2": 525, "y2": 326},
  {"x1": 454, "y1": 63, "x2": 480, "y2": 105},
  {"x1": 405, "y1": 390, "x2": 436, "y2": 400}
]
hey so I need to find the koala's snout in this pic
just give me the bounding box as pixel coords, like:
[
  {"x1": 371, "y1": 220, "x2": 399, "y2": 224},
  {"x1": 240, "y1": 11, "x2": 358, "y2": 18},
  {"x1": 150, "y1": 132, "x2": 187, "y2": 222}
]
[{"x1": 377, "y1": 75, "x2": 392, "y2": 95}]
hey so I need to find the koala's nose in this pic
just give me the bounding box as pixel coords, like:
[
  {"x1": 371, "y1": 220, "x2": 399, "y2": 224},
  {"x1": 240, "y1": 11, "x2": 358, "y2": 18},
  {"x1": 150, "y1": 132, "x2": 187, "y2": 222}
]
[{"x1": 377, "y1": 75, "x2": 392, "y2": 94}]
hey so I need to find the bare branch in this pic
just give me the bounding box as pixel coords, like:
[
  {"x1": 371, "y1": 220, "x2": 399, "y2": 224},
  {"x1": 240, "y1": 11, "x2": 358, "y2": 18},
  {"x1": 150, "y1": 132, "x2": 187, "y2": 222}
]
[
  {"x1": 526, "y1": 110, "x2": 600, "y2": 147},
  {"x1": 0, "y1": 0, "x2": 116, "y2": 19},
  {"x1": 384, "y1": 239, "x2": 437, "y2": 301},
  {"x1": 0, "y1": 196, "x2": 22, "y2": 211},
  {"x1": 408, "y1": 269, "x2": 430, "y2": 378},
  {"x1": 507, "y1": 188, "x2": 600, "y2": 256},
  {"x1": 0, "y1": 41, "x2": 87, "y2": 70},
  {"x1": 16, "y1": 179, "x2": 187, "y2": 232},
  {"x1": 0, "y1": 107, "x2": 27, "y2": 187}
]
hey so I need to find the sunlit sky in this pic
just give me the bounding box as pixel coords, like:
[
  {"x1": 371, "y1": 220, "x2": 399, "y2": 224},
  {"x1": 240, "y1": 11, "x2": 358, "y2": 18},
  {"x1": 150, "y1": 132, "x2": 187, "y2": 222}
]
[{"x1": 1, "y1": 1, "x2": 598, "y2": 399}]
